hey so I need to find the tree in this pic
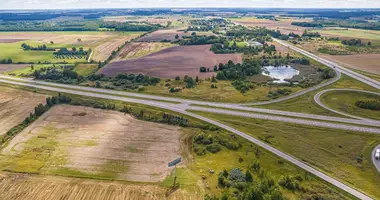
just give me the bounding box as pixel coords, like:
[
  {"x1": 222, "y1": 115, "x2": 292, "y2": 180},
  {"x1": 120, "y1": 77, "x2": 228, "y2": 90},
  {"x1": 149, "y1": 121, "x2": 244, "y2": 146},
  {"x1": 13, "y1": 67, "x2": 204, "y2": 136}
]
[
  {"x1": 77, "y1": 38, "x2": 82, "y2": 42},
  {"x1": 216, "y1": 71, "x2": 227, "y2": 80},
  {"x1": 175, "y1": 76, "x2": 180, "y2": 81},
  {"x1": 95, "y1": 81, "x2": 101, "y2": 88},
  {"x1": 191, "y1": 32, "x2": 196, "y2": 36},
  {"x1": 50, "y1": 41, "x2": 54, "y2": 44},
  {"x1": 245, "y1": 171, "x2": 253, "y2": 182},
  {"x1": 175, "y1": 34, "x2": 179, "y2": 40},
  {"x1": 213, "y1": 65, "x2": 218, "y2": 72},
  {"x1": 368, "y1": 41, "x2": 372, "y2": 46},
  {"x1": 31, "y1": 65, "x2": 34, "y2": 71},
  {"x1": 195, "y1": 76, "x2": 199, "y2": 83},
  {"x1": 72, "y1": 47, "x2": 77, "y2": 52},
  {"x1": 200, "y1": 66, "x2": 207, "y2": 73}
]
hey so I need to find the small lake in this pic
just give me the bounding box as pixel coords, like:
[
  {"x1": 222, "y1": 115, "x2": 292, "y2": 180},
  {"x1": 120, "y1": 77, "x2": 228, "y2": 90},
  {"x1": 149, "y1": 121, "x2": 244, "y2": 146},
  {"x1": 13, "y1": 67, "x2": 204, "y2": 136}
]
[{"x1": 262, "y1": 66, "x2": 299, "y2": 83}]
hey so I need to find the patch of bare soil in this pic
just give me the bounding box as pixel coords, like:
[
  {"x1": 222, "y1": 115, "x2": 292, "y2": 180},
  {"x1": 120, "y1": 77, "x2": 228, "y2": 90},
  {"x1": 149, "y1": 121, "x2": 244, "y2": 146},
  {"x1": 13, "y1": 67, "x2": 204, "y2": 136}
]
[
  {"x1": 320, "y1": 53, "x2": 380, "y2": 75},
  {"x1": 0, "y1": 64, "x2": 30, "y2": 73},
  {"x1": 113, "y1": 42, "x2": 175, "y2": 61},
  {"x1": 99, "y1": 45, "x2": 242, "y2": 78},
  {"x1": 0, "y1": 86, "x2": 47, "y2": 136},
  {"x1": 2, "y1": 105, "x2": 182, "y2": 182},
  {"x1": 0, "y1": 173, "x2": 201, "y2": 200},
  {"x1": 233, "y1": 19, "x2": 308, "y2": 35}
]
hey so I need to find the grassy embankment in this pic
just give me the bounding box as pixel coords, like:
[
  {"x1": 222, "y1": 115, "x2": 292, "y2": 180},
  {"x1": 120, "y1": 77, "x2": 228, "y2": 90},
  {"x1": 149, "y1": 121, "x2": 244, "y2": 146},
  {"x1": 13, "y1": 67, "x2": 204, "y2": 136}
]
[
  {"x1": 190, "y1": 110, "x2": 380, "y2": 199},
  {"x1": 320, "y1": 90, "x2": 380, "y2": 120}
]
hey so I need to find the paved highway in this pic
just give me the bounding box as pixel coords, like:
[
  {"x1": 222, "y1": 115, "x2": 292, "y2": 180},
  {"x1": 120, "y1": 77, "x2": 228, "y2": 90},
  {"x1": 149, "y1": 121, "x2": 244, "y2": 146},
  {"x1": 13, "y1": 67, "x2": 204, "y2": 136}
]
[
  {"x1": 2, "y1": 75, "x2": 380, "y2": 128},
  {"x1": 372, "y1": 144, "x2": 380, "y2": 174},
  {"x1": 273, "y1": 38, "x2": 380, "y2": 90},
  {"x1": 314, "y1": 89, "x2": 380, "y2": 122},
  {"x1": 0, "y1": 76, "x2": 373, "y2": 200}
]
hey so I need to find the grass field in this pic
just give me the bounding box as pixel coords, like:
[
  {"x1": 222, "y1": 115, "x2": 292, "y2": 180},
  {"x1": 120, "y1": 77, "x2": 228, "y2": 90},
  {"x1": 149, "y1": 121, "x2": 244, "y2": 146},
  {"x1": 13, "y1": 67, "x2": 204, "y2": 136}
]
[
  {"x1": 0, "y1": 31, "x2": 144, "y2": 63},
  {"x1": 143, "y1": 78, "x2": 303, "y2": 103},
  {"x1": 191, "y1": 111, "x2": 380, "y2": 199},
  {"x1": 255, "y1": 74, "x2": 379, "y2": 116},
  {"x1": 73, "y1": 64, "x2": 98, "y2": 76},
  {"x1": 317, "y1": 28, "x2": 380, "y2": 44},
  {"x1": 320, "y1": 90, "x2": 380, "y2": 120},
  {"x1": 4, "y1": 64, "x2": 72, "y2": 77}
]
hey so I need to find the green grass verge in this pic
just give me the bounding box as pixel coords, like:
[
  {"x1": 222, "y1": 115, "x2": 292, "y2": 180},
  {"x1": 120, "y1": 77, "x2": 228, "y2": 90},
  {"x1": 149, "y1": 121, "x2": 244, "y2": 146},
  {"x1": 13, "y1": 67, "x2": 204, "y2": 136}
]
[
  {"x1": 320, "y1": 90, "x2": 380, "y2": 120},
  {"x1": 73, "y1": 64, "x2": 98, "y2": 76},
  {"x1": 189, "y1": 110, "x2": 380, "y2": 199}
]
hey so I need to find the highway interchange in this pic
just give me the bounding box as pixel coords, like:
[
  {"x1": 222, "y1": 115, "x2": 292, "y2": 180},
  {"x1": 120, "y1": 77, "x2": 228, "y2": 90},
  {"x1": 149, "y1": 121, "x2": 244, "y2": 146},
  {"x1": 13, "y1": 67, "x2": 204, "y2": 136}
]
[{"x1": 1, "y1": 40, "x2": 380, "y2": 200}]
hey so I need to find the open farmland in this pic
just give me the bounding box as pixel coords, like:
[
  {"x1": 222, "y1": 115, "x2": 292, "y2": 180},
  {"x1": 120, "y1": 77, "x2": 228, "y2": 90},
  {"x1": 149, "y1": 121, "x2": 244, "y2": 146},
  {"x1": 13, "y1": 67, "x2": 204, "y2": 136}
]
[
  {"x1": 113, "y1": 42, "x2": 176, "y2": 61},
  {"x1": 0, "y1": 173, "x2": 201, "y2": 200},
  {"x1": 0, "y1": 105, "x2": 182, "y2": 182},
  {"x1": 136, "y1": 29, "x2": 213, "y2": 42},
  {"x1": 320, "y1": 54, "x2": 380, "y2": 75},
  {"x1": 231, "y1": 17, "x2": 309, "y2": 35},
  {"x1": 0, "y1": 64, "x2": 30, "y2": 73},
  {"x1": 99, "y1": 45, "x2": 242, "y2": 78},
  {"x1": 0, "y1": 86, "x2": 47, "y2": 136},
  {"x1": 103, "y1": 15, "x2": 183, "y2": 26},
  {"x1": 0, "y1": 32, "x2": 143, "y2": 63}
]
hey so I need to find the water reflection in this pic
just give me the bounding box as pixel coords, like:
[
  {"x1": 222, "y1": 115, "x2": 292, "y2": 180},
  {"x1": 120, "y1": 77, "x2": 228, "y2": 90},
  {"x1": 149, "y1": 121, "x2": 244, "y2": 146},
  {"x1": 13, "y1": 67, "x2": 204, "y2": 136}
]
[{"x1": 262, "y1": 66, "x2": 299, "y2": 83}]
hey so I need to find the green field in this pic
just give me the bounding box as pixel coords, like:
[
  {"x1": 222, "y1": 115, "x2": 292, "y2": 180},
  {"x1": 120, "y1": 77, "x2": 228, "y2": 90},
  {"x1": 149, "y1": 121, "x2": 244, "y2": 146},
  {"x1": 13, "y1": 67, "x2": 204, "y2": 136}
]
[
  {"x1": 143, "y1": 79, "x2": 303, "y2": 103},
  {"x1": 190, "y1": 111, "x2": 380, "y2": 199},
  {"x1": 6, "y1": 64, "x2": 72, "y2": 77},
  {"x1": 0, "y1": 31, "x2": 143, "y2": 63},
  {"x1": 317, "y1": 28, "x2": 380, "y2": 45},
  {"x1": 321, "y1": 90, "x2": 380, "y2": 120},
  {"x1": 73, "y1": 64, "x2": 98, "y2": 76}
]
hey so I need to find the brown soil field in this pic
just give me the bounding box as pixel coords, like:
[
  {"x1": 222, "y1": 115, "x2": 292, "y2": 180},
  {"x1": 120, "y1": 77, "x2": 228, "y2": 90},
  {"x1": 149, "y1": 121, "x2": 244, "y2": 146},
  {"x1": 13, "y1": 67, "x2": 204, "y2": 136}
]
[
  {"x1": 113, "y1": 42, "x2": 176, "y2": 61},
  {"x1": 232, "y1": 18, "x2": 308, "y2": 35},
  {"x1": 136, "y1": 29, "x2": 213, "y2": 42},
  {"x1": 0, "y1": 64, "x2": 30, "y2": 73},
  {"x1": 1, "y1": 105, "x2": 182, "y2": 183},
  {"x1": 103, "y1": 16, "x2": 181, "y2": 26},
  {"x1": 320, "y1": 53, "x2": 380, "y2": 75},
  {"x1": 0, "y1": 173, "x2": 201, "y2": 200},
  {"x1": 0, "y1": 86, "x2": 47, "y2": 136},
  {"x1": 99, "y1": 45, "x2": 242, "y2": 78}
]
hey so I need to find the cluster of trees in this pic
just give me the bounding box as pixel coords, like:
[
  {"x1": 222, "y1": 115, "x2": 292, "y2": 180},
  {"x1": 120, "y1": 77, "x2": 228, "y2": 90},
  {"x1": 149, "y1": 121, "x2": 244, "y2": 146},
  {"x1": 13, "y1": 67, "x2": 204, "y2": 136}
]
[
  {"x1": 87, "y1": 73, "x2": 160, "y2": 90},
  {"x1": 291, "y1": 21, "x2": 323, "y2": 27},
  {"x1": 178, "y1": 35, "x2": 225, "y2": 45},
  {"x1": 210, "y1": 42, "x2": 263, "y2": 54},
  {"x1": 0, "y1": 58, "x2": 12, "y2": 64},
  {"x1": 267, "y1": 89, "x2": 292, "y2": 99},
  {"x1": 193, "y1": 132, "x2": 241, "y2": 156},
  {"x1": 21, "y1": 43, "x2": 55, "y2": 51},
  {"x1": 211, "y1": 165, "x2": 285, "y2": 200},
  {"x1": 292, "y1": 19, "x2": 380, "y2": 31},
  {"x1": 33, "y1": 66, "x2": 80, "y2": 84},
  {"x1": 215, "y1": 60, "x2": 262, "y2": 81},
  {"x1": 187, "y1": 18, "x2": 229, "y2": 32},
  {"x1": 302, "y1": 31, "x2": 321, "y2": 38},
  {"x1": 341, "y1": 39, "x2": 363, "y2": 46},
  {"x1": 53, "y1": 47, "x2": 89, "y2": 59},
  {"x1": 0, "y1": 20, "x2": 160, "y2": 32},
  {"x1": 161, "y1": 113, "x2": 188, "y2": 126},
  {"x1": 355, "y1": 100, "x2": 380, "y2": 111}
]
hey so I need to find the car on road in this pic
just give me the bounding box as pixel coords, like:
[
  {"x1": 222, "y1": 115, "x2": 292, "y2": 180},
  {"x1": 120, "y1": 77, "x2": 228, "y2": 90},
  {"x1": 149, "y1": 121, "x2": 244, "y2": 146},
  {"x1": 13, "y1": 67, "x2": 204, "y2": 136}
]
[
  {"x1": 376, "y1": 149, "x2": 380, "y2": 153},
  {"x1": 376, "y1": 151, "x2": 380, "y2": 160}
]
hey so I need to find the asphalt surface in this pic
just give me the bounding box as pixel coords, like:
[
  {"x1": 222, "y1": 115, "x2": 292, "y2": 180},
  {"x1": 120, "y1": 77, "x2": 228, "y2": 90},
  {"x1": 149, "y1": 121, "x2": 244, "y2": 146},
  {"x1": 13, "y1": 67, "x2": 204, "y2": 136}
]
[
  {"x1": 0, "y1": 77, "x2": 373, "y2": 200},
  {"x1": 2, "y1": 75, "x2": 380, "y2": 128},
  {"x1": 372, "y1": 145, "x2": 380, "y2": 174}
]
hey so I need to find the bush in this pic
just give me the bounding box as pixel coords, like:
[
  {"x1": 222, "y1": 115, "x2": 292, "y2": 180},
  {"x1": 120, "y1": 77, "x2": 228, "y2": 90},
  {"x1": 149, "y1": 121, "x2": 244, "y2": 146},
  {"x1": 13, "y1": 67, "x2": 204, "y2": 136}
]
[
  {"x1": 229, "y1": 168, "x2": 246, "y2": 182},
  {"x1": 206, "y1": 143, "x2": 222, "y2": 153},
  {"x1": 355, "y1": 100, "x2": 380, "y2": 111}
]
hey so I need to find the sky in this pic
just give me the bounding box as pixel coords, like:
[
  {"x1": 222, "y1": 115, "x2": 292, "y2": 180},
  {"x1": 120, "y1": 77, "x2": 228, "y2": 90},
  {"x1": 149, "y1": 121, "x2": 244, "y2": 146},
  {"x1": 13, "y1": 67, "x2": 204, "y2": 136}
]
[{"x1": 2, "y1": 0, "x2": 380, "y2": 9}]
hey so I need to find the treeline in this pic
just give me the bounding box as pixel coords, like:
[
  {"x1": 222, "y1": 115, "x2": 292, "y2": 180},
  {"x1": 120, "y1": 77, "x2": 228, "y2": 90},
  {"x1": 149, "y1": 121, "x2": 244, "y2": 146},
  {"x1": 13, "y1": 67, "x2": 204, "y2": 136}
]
[
  {"x1": 21, "y1": 43, "x2": 55, "y2": 51},
  {"x1": 292, "y1": 19, "x2": 380, "y2": 31},
  {"x1": 1, "y1": 93, "x2": 71, "y2": 145},
  {"x1": 355, "y1": 100, "x2": 380, "y2": 111},
  {"x1": 177, "y1": 35, "x2": 225, "y2": 45},
  {"x1": 291, "y1": 22, "x2": 323, "y2": 27},
  {"x1": 0, "y1": 58, "x2": 13, "y2": 64},
  {"x1": 341, "y1": 39, "x2": 362, "y2": 46},
  {"x1": 0, "y1": 20, "x2": 160, "y2": 32}
]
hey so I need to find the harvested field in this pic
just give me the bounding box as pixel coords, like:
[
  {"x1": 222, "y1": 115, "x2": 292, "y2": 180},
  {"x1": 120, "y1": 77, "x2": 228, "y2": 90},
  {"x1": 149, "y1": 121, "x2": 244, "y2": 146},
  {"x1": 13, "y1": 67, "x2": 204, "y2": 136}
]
[
  {"x1": 0, "y1": 86, "x2": 47, "y2": 136},
  {"x1": 136, "y1": 29, "x2": 213, "y2": 42},
  {"x1": 320, "y1": 53, "x2": 380, "y2": 75},
  {"x1": 92, "y1": 33, "x2": 143, "y2": 61},
  {"x1": 0, "y1": 105, "x2": 182, "y2": 183},
  {"x1": 0, "y1": 173, "x2": 201, "y2": 200},
  {"x1": 103, "y1": 16, "x2": 181, "y2": 26},
  {"x1": 232, "y1": 18, "x2": 308, "y2": 35},
  {"x1": 0, "y1": 64, "x2": 30, "y2": 73},
  {"x1": 99, "y1": 45, "x2": 242, "y2": 78},
  {"x1": 114, "y1": 42, "x2": 176, "y2": 61}
]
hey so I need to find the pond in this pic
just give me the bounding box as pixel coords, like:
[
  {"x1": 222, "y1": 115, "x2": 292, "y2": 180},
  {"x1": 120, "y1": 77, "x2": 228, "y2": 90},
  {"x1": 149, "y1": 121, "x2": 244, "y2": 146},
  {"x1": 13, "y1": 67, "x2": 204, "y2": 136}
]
[{"x1": 262, "y1": 66, "x2": 299, "y2": 83}]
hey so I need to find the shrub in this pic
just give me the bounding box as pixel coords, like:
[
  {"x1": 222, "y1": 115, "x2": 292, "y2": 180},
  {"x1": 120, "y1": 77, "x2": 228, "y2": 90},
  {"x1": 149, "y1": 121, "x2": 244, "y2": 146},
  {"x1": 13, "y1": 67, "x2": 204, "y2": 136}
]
[
  {"x1": 206, "y1": 143, "x2": 222, "y2": 153},
  {"x1": 229, "y1": 168, "x2": 245, "y2": 182}
]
